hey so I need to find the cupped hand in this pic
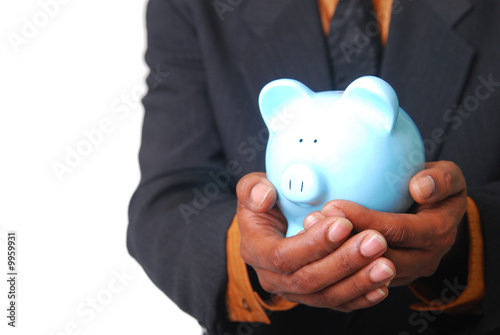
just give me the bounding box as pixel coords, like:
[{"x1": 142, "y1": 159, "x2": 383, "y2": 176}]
[
  {"x1": 316, "y1": 161, "x2": 468, "y2": 287},
  {"x1": 236, "y1": 172, "x2": 396, "y2": 312}
]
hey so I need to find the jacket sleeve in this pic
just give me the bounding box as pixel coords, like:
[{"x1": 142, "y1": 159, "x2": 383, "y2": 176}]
[
  {"x1": 468, "y1": 181, "x2": 500, "y2": 328},
  {"x1": 127, "y1": 0, "x2": 237, "y2": 332}
]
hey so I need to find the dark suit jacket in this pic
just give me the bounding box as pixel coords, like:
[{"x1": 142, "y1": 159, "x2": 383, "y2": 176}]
[{"x1": 127, "y1": 0, "x2": 500, "y2": 334}]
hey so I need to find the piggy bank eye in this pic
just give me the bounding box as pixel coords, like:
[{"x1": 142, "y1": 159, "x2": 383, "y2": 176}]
[
  {"x1": 314, "y1": 139, "x2": 317, "y2": 143},
  {"x1": 299, "y1": 139, "x2": 303, "y2": 143}
]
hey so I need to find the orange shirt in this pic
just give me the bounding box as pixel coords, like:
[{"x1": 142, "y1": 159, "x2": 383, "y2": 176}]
[{"x1": 317, "y1": 0, "x2": 393, "y2": 44}]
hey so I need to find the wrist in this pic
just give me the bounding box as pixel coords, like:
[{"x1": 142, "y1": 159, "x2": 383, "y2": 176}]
[{"x1": 409, "y1": 196, "x2": 485, "y2": 314}]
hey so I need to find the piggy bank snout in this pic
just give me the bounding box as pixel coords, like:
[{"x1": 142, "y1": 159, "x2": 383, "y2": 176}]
[{"x1": 280, "y1": 163, "x2": 325, "y2": 206}]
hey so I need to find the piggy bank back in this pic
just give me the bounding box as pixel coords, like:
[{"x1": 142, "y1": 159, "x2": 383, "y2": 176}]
[{"x1": 259, "y1": 76, "x2": 425, "y2": 237}]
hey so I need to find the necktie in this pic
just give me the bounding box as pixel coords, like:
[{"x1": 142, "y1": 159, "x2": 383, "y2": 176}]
[{"x1": 327, "y1": 0, "x2": 382, "y2": 89}]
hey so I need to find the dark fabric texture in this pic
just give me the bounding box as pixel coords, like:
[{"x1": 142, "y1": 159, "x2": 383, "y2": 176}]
[
  {"x1": 127, "y1": 0, "x2": 500, "y2": 334},
  {"x1": 327, "y1": 0, "x2": 383, "y2": 89}
]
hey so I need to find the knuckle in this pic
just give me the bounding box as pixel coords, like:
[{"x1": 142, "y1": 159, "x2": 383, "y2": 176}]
[
  {"x1": 383, "y1": 223, "x2": 402, "y2": 244},
  {"x1": 259, "y1": 278, "x2": 278, "y2": 294},
  {"x1": 442, "y1": 233, "x2": 457, "y2": 250},
  {"x1": 239, "y1": 246, "x2": 253, "y2": 265},
  {"x1": 313, "y1": 291, "x2": 333, "y2": 308},
  {"x1": 422, "y1": 228, "x2": 442, "y2": 250},
  {"x1": 442, "y1": 170, "x2": 454, "y2": 191},
  {"x1": 440, "y1": 160, "x2": 465, "y2": 191},
  {"x1": 235, "y1": 176, "x2": 249, "y2": 199},
  {"x1": 421, "y1": 262, "x2": 439, "y2": 277},
  {"x1": 349, "y1": 278, "x2": 365, "y2": 296},
  {"x1": 383, "y1": 219, "x2": 413, "y2": 246},
  {"x1": 236, "y1": 173, "x2": 264, "y2": 201},
  {"x1": 444, "y1": 160, "x2": 459, "y2": 172},
  {"x1": 420, "y1": 237, "x2": 433, "y2": 250},
  {"x1": 338, "y1": 251, "x2": 358, "y2": 274},
  {"x1": 269, "y1": 247, "x2": 294, "y2": 274},
  {"x1": 432, "y1": 225, "x2": 456, "y2": 250},
  {"x1": 290, "y1": 270, "x2": 321, "y2": 294}
]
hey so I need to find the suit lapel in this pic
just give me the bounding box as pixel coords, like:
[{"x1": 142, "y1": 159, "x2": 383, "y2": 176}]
[
  {"x1": 380, "y1": 0, "x2": 475, "y2": 161},
  {"x1": 240, "y1": 0, "x2": 333, "y2": 93},
  {"x1": 240, "y1": 0, "x2": 476, "y2": 161},
  {"x1": 241, "y1": 0, "x2": 293, "y2": 38},
  {"x1": 425, "y1": 0, "x2": 473, "y2": 27}
]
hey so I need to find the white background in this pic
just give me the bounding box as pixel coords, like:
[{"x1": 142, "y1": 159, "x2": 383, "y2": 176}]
[{"x1": 0, "y1": 0, "x2": 201, "y2": 334}]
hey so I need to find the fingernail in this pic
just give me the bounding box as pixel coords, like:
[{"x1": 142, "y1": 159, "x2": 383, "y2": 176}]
[
  {"x1": 414, "y1": 175, "x2": 435, "y2": 199},
  {"x1": 328, "y1": 218, "x2": 353, "y2": 243},
  {"x1": 365, "y1": 288, "x2": 386, "y2": 303},
  {"x1": 360, "y1": 234, "x2": 386, "y2": 258},
  {"x1": 250, "y1": 183, "x2": 272, "y2": 208},
  {"x1": 321, "y1": 203, "x2": 346, "y2": 217},
  {"x1": 369, "y1": 262, "x2": 394, "y2": 283},
  {"x1": 303, "y1": 212, "x2": 323, "y2": 230}
]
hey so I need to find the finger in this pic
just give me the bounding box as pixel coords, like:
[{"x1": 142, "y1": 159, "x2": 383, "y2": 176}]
[
  {"x1": 328, "y1": 200, "x2": 432, "y2": 248},
  {"x1": 303, "y1": 211, "x2": 326, "y2": 230},
  {"x1": 336, "y1": 285, "x2": 389, "y2": 312},
  {"x1": 240, "y1": 215, "x2": 353, "y2": 274},
  {"x1": 258, "y1": 230, "x2": 388, "y2": 295},
  {"x1": 384, "y1": 247, "x2": 444, "y2": 279},
  {"x1": 331, "y1": 199, "x2": 463, "y2": 250},
  {"x1": 321, "y1": 202, "x2": 347, "y2": 217},
  {"x1": 236, "y1": 172, "x2": 277, "y2": 212},
  {"x1": 386, "y1": 276, "x2": 417, "y2": 287},
  {"x1": 410, "y1": 161, "x2": 467, "y2": 205},
  {"x1": 303, "y1": 204, "x2": 345, "y2": 229},
  {"x1": 280, "y1": 258, "x2": 395, "y2": 309}
]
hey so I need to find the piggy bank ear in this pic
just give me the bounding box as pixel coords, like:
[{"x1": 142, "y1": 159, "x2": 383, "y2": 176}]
[
  {"x1": 341, "y1": 76, "x2": 399, "y2": 133},
  {"x1": 259, "y1": 79, "x2": 313, "y2": 131}
]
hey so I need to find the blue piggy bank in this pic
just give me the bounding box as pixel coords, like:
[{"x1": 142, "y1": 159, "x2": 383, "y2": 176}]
[{"x1": 259, "y1": 76, "x2": 425, "y2": 237}]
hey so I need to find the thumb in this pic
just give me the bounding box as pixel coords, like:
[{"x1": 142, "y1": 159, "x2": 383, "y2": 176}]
[
  {"x1": 236, "y1": 172, "x2": 277, "y2": 212},
  {"x1": 409, "y1": 161, "x2": 466, "y2": 205}
]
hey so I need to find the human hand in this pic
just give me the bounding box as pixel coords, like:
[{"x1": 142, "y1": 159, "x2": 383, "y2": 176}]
[
  {"x1": 236, "y1": 172, "x2": 396, "y2": 312},
  {"x1": 315, "y1": 161, "x2": 467, "y2": 287}
]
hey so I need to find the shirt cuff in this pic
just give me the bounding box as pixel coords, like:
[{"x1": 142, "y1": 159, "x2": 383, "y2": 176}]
[
  {"x1": 226, "y1": 215, "x2": 298, "y2": 324},
  {"x1": 408, "y1": 196, "x2": 485, "y2": 314}
]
